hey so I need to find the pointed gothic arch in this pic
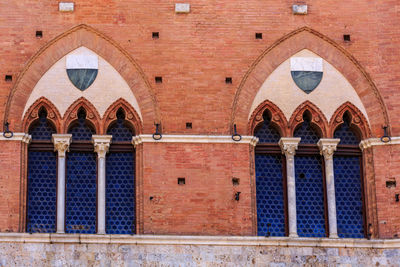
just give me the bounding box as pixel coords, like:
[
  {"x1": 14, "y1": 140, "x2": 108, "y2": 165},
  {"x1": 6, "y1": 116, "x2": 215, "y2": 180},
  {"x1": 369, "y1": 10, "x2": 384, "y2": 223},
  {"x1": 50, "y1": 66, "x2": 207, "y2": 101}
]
[
  {"x1": 288, "y1": 101, "x2": 328, "y2": 138},
  {"x1": 232, "y1": 27, "x2": 388, "y2": 137},
  {"x1": 63, "y1": 97, "x2": 101, "y2": 134},
  {"x1": 22, "y1": 97, "x2": 62, "y2": 133},
  {"x1": 4, "y1": 24, "x2": 159, "y2": 133},
  {"x1": 103, "y1": 98, "x2": 142, "y2": 135}
]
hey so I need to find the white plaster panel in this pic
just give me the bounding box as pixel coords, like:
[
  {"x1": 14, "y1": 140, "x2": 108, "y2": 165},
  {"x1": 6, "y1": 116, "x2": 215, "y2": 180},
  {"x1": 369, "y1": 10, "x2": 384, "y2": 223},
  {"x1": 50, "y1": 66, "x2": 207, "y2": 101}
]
[
  {"x1": 249, "y1": 49, "x2": 369, "y2": 124},
  {"x1": 23, "y1": 47, "x2": 142, "y2": 121},
  {"x1": 66, "y1": 55, "x2": 98, "y2": 69},
  {"x1": 59, "y1": 2, "x2": 74, "y2": 12},
  {"x1": 290, "y1": 57, "x2": 323, "y2": 72},
  {"x1": 175, "y1": 3, "x2": 190, "y2": 13}
]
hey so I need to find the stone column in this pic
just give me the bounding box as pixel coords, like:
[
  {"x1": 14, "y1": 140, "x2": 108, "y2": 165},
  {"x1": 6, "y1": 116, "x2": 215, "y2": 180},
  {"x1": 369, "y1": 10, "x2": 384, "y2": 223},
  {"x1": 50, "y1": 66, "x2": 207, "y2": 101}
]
[
  {"x1": 279, "y1": 137, "x2": 301, "y2": 238},
  {"x1": 52, "y1": 134, "x2": 72, "y2": 234},
  {"x1": 317, "y1": 138, "x2": 340, "y2": 238},
  {"x1": 92, "y1": 135, "x2": 112, "y2": 234}
]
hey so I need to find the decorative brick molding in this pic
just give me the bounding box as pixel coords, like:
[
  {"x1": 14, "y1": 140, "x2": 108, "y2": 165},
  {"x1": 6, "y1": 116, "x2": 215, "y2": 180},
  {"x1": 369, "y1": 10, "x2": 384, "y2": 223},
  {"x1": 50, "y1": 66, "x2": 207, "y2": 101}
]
[
  {"x1": 103, "y1": 98, "x2": 143, "y2": 135},
  {"x1": 329, "y1": 101, "x2": 371, "y2": 139},
  {"x1": 288, "y1": 101, "x2": 328, "y2": 137},
  {"x1": 63, "y1": 97, "x2": 101, "y2": 134},
  {"x1": 22, "y1": 97, "x2": 62, "y2": 133},
  {"x1": 4, "y1": 24, "x2": 159, "y2": 133},
  {"x1": 231, "y1": 27, "x2": 389, "y2": 138},
  {"x1": 248, "y1": 99, "x2": 288, "y2": 136}
]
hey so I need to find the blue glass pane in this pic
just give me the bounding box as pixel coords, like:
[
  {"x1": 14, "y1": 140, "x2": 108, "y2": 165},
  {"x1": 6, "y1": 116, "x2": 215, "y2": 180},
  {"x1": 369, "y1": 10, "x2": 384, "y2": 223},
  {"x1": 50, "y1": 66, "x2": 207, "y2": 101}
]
[
  {"x1": 334, "y1": 122, "x2": 359, "y2": 145},
  {"x1": 106, "y1": 152, "x2": 135, "y2": 234},
  {"x1": 27, "y1": 151, "x2": 57, "y2": 233},
  {"x1": 68, "y1": 117, "x2": 94, "y2": 141},
  {"x1": 334, "y1": 156, "x2": 364, "y2": 238},
  {"x1": 29, "y1": 114, "x2": 55, "y2": 141},
  {"x1": 255, "y1": 154, "x2": 285, "y2": 236},
  {"x1": 255, "y1": 122, "x2": 280, "y2": 143},
  {"x1": 66, "y1": 152, "x2": 97, "y2": 234},
  {"x1": 295, "y1": 155, "x2": 326, "y2": 237},
  {"x1": 107, "y1": 120, "x2": 133, "y2": 142},
  {"x1": 294, "y1": 119, "x2": 320, "y2": 144}
]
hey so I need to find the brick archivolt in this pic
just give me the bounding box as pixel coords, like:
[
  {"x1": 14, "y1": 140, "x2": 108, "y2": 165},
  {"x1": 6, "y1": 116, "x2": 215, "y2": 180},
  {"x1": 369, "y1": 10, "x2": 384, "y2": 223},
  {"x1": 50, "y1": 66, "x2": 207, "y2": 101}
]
[
  {"x1": 232, "y1": 27, "x2": 389, "y2": 137},
  {"x1": 5, "y1": 24, "x2": 158, "y2": 133},
  {"x1": 22, "y1": 46, "x2": 143, "y2": 123}
]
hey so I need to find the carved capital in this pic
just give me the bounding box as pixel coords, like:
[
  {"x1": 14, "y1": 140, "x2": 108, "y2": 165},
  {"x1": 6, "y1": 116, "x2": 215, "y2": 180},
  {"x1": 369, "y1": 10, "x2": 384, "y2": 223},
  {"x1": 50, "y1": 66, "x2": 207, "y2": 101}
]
[
  {"x1": 92, "y1": 135, "x2": 112, "y2": 159},
  {"x1": 279, "y1": 137, "x2": 301, "y2": 157},
  {"x1": 317, "y1": 139, "x2": 340, "y2": 160},
  {"x1": 52, "y1": 134, "x2": 72, "y2": 157}
]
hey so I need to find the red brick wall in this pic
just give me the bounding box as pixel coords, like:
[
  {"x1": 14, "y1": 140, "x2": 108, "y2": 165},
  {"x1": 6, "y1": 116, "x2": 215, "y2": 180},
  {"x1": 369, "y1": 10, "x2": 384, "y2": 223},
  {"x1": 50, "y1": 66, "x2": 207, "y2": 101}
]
[
  {"x1": 0, "y1": 0, "x2": 399, "y2": 238},
  {"x1": 140, "y1": 143, "x2": 253, "y2": 235},
  {"x1": 0, "y1": 141, "x2": 24, "y2": 232}
]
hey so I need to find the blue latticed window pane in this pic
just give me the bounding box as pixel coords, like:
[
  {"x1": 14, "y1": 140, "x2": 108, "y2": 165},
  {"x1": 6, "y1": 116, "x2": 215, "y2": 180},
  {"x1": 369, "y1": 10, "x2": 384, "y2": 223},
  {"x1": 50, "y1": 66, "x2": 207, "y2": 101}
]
[
  {"x1": 66, "y1": 152, "x2": 97, "y2": 234},
  {"x1": 255, "y1": 123, "x2": 281, "y2": 143},
  {"x1": 68, "y1": 116, "x2": 95, "y2": 141},
  {"x1": 106, "y1": 152, "x2": 135, "y2": 234},
  {"x1": 294, "y1": 119, "x2": 320, "y2": 144},
  {"x1": 334, "y1": 122, "x2": 359, "y2": 145},
  {"x1": 29, "y1": 112, "x2": 55, "y2": 140},
  {"x1": 27, "y1": 151, "x2": 57, "y2": 233},
  {"x1": 107, "y1": 120, "x2": 133, "y2": 142},
  {"x1": 334, "y1": 156, "x2": 364, "y2": 238},
  {"x1": 255, "y1": 154, "x2": 285, "y2": 236},
  {"x1": 295, "y1": 155, "x2": 326, "y2": 237}
]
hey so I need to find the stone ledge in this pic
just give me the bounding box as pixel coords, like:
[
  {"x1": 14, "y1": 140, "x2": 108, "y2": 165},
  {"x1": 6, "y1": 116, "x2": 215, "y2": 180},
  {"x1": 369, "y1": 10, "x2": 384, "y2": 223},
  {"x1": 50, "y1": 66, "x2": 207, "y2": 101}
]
[
  {"x1": 1, "y1": 233, "x2": 400, "y2": 248},
  {"x1": 132, "y1": 135, "x2": 259, "y2": 146},
  {"x1": 360, "y1": 137, "x2": 400, "y2": 150},
  {"x1": 0, "y1": 133, "x2": 31, "y2": 143}
]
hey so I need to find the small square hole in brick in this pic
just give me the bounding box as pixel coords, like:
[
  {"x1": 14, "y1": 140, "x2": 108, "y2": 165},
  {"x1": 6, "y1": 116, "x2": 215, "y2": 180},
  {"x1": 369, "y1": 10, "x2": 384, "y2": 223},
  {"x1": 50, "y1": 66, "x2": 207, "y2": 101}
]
[
  {"x1": 225, "y1": 77, "x2": 232, "y2": 84},
  {"x1": 36, "y1": 31, "x2": 43, "y2": 38},
  {"x1": 5, "y1": 75, "x2": 12, "y2": 82},
  {"x1": 155, "y1": 76, "x2": 163, "y2": 83},
  {"x1": 178, "y1": 178, "x2": 185, "y2": 185},
  {"x1": 386, "y1": 180, "x2": 396, "y2": 188},
  {"x1": 186, "y1": 122, "x2": 192, "y2": 129},
  {"x1": 232, "y1": 178, "x2": 240, "y2": 186},
  {"x1": 343, "y1": 34, "x2": 351, "y2": 42},
  {"x1": 255, "y1": 33, "x2": 262, "y2": 39},
  {"x1": 152, "y1": 32, "x2": 159, "y2": 39}
]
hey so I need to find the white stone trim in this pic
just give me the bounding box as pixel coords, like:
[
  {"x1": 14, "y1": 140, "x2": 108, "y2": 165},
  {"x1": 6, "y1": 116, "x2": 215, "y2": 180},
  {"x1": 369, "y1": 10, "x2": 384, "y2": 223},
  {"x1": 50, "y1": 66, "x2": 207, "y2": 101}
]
[
  {"x1": 0, "y1": 233, "x2": 400, "y2": 248},
  {"x1": 290, "y1": 57, "x2": 322, "y2": 72},
  {"x1": 66, "y1": 55, "x2": 98, "y2": 69},
  {"x1": 132, "y1": 135, "x2": 259, "y2": 146},
  {"x1": 360, "y1": 137, "x2": 400, "y2": 150},
  {"x1": 0, "y1": 133, "x2": 31, "y2": 143}
]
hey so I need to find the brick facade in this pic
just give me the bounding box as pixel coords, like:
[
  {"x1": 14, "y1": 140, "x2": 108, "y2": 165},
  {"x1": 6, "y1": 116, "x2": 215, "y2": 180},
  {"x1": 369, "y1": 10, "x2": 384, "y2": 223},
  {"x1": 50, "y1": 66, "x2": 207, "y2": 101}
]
[{"x1": 0, "y1": 0, "x2": 399, "y2": 240}]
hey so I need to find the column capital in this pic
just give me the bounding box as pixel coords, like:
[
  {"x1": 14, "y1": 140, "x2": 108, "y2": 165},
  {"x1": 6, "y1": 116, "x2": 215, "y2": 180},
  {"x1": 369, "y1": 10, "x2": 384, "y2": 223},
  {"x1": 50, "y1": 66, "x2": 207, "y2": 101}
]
[
  {"x1": 317, "y1": 138, "x2": 340, "y2": 160},
  {"x1": 279, "y1": 137, "x2": 301, "y2": 156},
  {"x1": 92, "y1": 135, "x2": 112, "y2": 158},
  {"x1": 52, "y1": 134, "x2": 72, "y2": 157}
]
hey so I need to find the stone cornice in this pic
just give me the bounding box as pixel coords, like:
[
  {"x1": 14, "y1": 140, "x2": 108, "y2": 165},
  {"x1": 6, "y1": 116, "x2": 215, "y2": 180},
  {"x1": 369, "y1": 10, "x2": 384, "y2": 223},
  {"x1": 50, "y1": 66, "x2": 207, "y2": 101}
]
[
  {"x1": 0, "y1": 133, "x2": 31, "y2": 143},
  {"x1": 360, "y1": 137, "x2": 400, "y2": 150},
  {"x1": 0, "y1": 233, "x2": 400, "y2": 248},
  {"x1": 132, "y1": 135, "x2": 259, "y2": 147}
]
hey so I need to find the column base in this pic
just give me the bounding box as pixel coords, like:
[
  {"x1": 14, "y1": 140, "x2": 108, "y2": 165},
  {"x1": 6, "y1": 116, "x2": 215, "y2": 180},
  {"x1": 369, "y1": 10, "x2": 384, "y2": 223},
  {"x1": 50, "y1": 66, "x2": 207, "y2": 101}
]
[
  {"x1": 289, "y1": 233, "x2": 298, "y2": 238},
  {"x1": 329, "y1": 234, "x2": 339, "y2": 239}
]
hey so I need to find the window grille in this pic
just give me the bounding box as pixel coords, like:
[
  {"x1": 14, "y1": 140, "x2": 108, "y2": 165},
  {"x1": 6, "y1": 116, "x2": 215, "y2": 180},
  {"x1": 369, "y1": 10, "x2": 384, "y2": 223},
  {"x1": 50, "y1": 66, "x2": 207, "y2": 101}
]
[
  {"x1": 294, "y1": 115, "x2": 320, "y2": 144},
  {"x1": 27, "y1": 108, "x2": 57, "y2": 233}
]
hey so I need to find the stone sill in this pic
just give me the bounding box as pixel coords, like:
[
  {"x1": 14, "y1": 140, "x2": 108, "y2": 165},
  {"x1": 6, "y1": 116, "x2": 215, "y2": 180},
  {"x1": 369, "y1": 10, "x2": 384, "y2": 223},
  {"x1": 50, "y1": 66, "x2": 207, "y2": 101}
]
[{"x1": 0, "y1": 233, "x2": 400, "y2": 248}]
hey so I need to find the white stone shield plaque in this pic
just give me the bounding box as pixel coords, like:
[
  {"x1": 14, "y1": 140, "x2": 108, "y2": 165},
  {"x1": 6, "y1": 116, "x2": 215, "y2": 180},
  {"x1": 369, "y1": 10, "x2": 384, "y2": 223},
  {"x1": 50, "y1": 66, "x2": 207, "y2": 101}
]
[
  {"x1": 290, "y1": 57, "x2": 323, "y2": 94},
  {"x1": 66, "y1": 55, "x2": 98, "y2": 91}
]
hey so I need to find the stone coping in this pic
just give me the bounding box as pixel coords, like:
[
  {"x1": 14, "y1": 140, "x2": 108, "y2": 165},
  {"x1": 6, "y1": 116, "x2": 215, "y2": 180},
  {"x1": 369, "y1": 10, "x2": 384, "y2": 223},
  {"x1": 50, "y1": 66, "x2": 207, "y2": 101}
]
[
  {"x1": 132, "y1": 135, "x2": 259, "y2": 146},
  {"x1": 0, "y1": 233, "x2": 400, "y2": 248}
]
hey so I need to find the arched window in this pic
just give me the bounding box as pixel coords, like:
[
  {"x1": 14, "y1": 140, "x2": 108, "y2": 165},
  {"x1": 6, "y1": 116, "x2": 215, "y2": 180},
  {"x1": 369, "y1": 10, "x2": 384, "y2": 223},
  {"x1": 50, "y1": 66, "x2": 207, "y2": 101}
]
[
  {"x1": 66, "y1": 108, "x2": 97, "y2": 234},
  {"x1": 254, "y1": 110, "x2": 286, "y2": 236},
  {"x1": 106, "y1": 108, "x2": 136, "y2": 234},
  {"x1": 27, "y1": 108, "x2": 57, "y2": 233},
  {"x1": 333, "y1": 112, "x2": 365, "y2": 238},
  {"x1": 293, "y1": 112, "x2": 326, "y2": 237}
]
